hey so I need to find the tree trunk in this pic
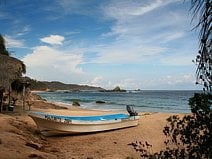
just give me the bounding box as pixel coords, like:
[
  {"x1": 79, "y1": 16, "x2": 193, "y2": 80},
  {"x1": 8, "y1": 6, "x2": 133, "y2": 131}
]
[{"x1": 0, "y1": 89, "x2": 3, "y2": 112}]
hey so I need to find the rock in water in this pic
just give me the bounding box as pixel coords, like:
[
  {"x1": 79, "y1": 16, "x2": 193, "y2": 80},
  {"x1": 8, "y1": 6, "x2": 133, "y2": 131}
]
[
  {"x1": 96, "y1": 101, "x2": 106, "y2": 104},
  {"x1": 72, "y1": 101, "x2": 80, "y2": 106}
]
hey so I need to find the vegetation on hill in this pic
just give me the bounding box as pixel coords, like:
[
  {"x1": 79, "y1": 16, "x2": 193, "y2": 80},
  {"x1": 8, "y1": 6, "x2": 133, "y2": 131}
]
[
  {"x1": 25, "y1": 77, "x2": 48, "y2": 91},
  {"x1": 0, "y1": 34, "x2": 26, "y2": 89},
  {"x1": 0, "y1": 34, "x2": 9, "y2": 56},
  {"x1": 25, "y1": 79, "x2": 105, "y2": 91},
  {"x1": 43, "y1": 81, "x2": 105, "y2": 91},
  {"x1": 0, "y1": 35, "x2": 26, "y2": 112},
  {"x1": 0, "y1": 55, "x2": 26, "y2": 87}
]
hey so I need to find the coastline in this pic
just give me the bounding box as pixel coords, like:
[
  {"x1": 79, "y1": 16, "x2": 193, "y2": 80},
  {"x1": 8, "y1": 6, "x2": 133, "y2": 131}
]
[
  {"x1": 34, "y1": 90, "x2": 194, "y2": 113},
  {"x1": 0, "y1": 99, "x2": 186, "y2": 159}
]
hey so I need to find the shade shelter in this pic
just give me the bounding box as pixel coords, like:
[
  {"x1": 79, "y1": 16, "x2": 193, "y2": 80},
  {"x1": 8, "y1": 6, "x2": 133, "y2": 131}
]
[{"x1": 0, "y1": 54, "x2": 26, "y2": 112}]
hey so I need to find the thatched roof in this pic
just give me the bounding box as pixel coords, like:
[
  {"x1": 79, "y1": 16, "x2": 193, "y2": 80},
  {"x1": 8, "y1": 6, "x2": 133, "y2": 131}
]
[{"x1": 0, "y1": 54, "x2": 26, "y2": 88}]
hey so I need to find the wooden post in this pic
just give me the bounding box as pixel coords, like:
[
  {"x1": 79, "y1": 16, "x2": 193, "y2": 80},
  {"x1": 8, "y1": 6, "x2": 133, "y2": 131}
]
[
  {"x1": 8, "y1": 85, "x2": 11, "y2": 110},
  {"x1": 0, "y1": 91, "x2": 2, "y2": 112},
  {"x1": 0, "y1": 87, "x2": 4, "y2": 112},
  {"x1": 23, "y1": 83, "x2": 25, "y2": 111}
]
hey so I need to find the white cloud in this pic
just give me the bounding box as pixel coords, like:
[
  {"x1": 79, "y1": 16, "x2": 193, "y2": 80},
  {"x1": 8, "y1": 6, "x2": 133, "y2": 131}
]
[
  {"x1": 57, "y1": 0, "x2": 84, "y2": 13},
  {"x1": 89, "y1": 0, "x2": 191, "y2": 65},
  {"x1": 44, "y1": 0, "x2": 99, "y2": 19},
  {"x1": 115, "y1": 78, "x2": 140, "y2": 90},
  {"x1": 147, "y1": 31, "x2": 186, "y2": 44},
  {"x1": 103, "y1": 0, "x2": 181, "y2": 21},
  {"x1": 88, "y1": 76, "x2": 104, "y2": 87},
  {"x1": 65, "y1": 31, "x2": 81, "y2": 36},
  {"x1": 140, "y1": 73, "x2": 196, "y2": 90},
  {"x1": 130, "y1": 0, "x2": 164, "y2": 16},
  {"x1": 162, "y1": 74, "x2": 195, "y2": 86},
  {"x1": 90, "y1": 43, "x2": 166, "y2": 64},
  {"x1": 4, "y1": 35, "x2": 25, "y2": 48},
  {"x1": 163, "y1": 32, "x2": 185, "y2": 42},
  {"x1": 40, "y1": 35, "x2": 65, "y2": 45},
  {"x1": 17, "y1": 25, "x2": 31, "y2": 36},
  {"x1": 22, "y1": 45, "x2": 84, "y2": 82},
  {"x1": 85, "y1": 73, "x2": 195, "y2": 90},
  {"x1": 160, "y1": 54, "x2": 194, "y2": 66}
]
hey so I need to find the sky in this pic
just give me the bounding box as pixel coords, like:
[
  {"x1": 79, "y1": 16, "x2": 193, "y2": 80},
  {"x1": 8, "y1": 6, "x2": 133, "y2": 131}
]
[{"x1": 0, "y1": 0, "x2": 201, "y2": 90}]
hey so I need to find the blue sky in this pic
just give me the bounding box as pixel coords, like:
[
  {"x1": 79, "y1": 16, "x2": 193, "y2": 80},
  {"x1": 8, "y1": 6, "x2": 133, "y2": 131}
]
[{"x1": 0, "y1": 0, "x2": 201, "y2": 90}]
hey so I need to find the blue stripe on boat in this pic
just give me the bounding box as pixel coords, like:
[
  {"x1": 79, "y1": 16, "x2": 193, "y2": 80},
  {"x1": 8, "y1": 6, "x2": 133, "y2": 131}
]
[{"x1": 30, "y1": 111, "x2": 130, "y2": 121}]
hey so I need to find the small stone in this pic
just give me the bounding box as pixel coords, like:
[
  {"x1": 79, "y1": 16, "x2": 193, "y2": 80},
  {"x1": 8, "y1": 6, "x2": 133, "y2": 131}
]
[
  {"x1": 28, "y1": 154, "x2": 44, "y2": 159},
  {"x1": 96, "y1": 101, "x2": 106, "y2": 104},
  {"x1": 72, "y1": 101, "x2": 80, "y2": 106},
  {"x1": 28, "y1": 154, "x2": 38, "y2": 158},
  {"x1": 25, "y1": 141, "x2": 43, "y2": 150}
]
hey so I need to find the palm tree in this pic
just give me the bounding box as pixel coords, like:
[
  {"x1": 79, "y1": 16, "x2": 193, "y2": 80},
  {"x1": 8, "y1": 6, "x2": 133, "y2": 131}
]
[{"x1": 191, "y1": 0, "x2": 212, "y2": 92}]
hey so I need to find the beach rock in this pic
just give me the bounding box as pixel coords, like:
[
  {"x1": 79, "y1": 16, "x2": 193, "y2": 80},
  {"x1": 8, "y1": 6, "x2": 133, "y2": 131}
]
[
  {"x1": 101, "y1": 86, "x2": 126, "y2": 92},
  {"x1": 72, "y1": 101, "x2": 80, "y2": 106},
  {"x1": 28, "y1": 153, "x2": 45, "y2": 159},
  {"x1": 96, "y1": 100, "x2": 106, "y2": 104},
  {"x1": 25, "y1": 141, "x2": 43, "y2": 150}
]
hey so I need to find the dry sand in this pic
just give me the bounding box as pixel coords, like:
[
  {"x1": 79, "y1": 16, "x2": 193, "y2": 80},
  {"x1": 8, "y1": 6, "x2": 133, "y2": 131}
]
[{"x1": 0, "y1": 100, "x2": 184, "y2": 159}]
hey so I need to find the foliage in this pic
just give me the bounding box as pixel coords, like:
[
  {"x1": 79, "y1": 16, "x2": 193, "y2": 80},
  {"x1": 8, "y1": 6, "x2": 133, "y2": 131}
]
[
  {"x1": 0, "y1": 34, "x2": 26, "y2": 88},
  {"x1": 0, "y1": 34, "x2": 9, "y2": 56},
  {"x1": 191, "y1": 0, "x2": 212, "y2": 92},
  {"x1": 129, "y1": 93, "x2": 212, "y2": 159},
  {"x1": 163, "y1": 93, "x2": 212, "y2": 158},
  {"x1": 24, "y1": 77, "x2": 48, "y2": 91},
  {"x1": 11, "y1": 79, "x2": 25, "y2": 93},
  {"x1": 0, "y1": 34, "x2": 26, "y2": 111}
]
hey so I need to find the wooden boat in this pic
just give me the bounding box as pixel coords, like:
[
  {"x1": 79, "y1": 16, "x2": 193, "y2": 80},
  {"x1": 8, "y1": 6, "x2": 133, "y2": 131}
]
[{"x1": 29, "y1": 110, "x2": 140, "y2": 136}]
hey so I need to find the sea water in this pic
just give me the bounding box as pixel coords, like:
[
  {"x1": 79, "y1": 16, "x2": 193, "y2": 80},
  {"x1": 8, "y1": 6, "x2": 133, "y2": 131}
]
[{"x1": 36, "y1": 90, "x2": 201, "y2": 113}]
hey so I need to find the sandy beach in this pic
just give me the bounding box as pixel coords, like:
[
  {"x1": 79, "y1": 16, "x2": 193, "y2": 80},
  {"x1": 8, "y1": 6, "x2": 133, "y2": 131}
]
[{"x1": 0, "y1": 100, "x2": 184, "y2": 159}]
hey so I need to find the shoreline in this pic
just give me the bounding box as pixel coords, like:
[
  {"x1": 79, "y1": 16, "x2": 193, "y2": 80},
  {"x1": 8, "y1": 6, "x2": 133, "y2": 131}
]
[
  {"x1": 33, "y1": 90, "x2": 193, "y2": 114},
  {"x1": 0, "y1": 100, "x2": 187, "y2": 159}
]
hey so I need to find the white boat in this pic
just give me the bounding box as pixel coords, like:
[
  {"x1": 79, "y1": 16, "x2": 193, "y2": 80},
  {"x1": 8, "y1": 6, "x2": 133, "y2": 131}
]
[{"x1": 29, "y1": 109, "x2": 140, "y2": 136}]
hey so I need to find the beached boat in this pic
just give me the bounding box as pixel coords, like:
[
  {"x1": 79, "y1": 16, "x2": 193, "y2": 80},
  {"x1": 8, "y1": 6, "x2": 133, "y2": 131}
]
[{"x1": 29, "y1": 109, "x2": 140, "y2": 136}]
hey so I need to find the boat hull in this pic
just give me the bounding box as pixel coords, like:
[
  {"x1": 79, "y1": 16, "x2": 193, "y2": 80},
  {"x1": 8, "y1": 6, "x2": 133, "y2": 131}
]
[{"x1": 29, "y1": 114, "x2": 140, "y2": 136}]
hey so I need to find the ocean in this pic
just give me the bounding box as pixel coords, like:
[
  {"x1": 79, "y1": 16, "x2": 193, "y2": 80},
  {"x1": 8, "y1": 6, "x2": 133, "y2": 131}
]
[{"x1": 36, "y1": 90, "x2": 201, "y2": 113}]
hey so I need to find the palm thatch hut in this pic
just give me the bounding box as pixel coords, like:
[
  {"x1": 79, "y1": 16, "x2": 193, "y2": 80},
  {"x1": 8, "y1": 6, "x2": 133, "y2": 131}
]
[{"x1": 0, "y1": 54, "x2": 26, "y2": 112}]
